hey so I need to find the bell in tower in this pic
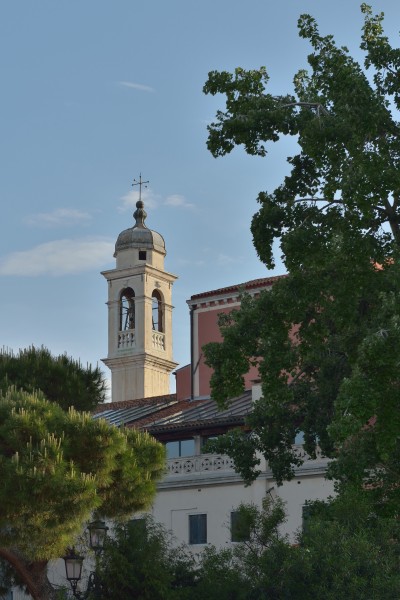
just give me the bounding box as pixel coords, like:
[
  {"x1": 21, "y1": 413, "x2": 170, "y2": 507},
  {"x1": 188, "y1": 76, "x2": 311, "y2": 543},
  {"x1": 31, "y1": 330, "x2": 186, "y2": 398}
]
[{"x1": 101, "y1": 182, "x2": 178, "y2": 402}]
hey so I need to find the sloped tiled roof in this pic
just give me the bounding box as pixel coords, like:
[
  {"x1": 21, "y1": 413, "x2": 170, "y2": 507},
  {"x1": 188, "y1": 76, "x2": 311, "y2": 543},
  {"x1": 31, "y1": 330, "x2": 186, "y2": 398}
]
[
  {"x1": 189, "y1": 275, "x2": 286, "y2": 301},
  {"x1": 145, "y1": 391, "x2": 252, "y2": 433},
  {"x1": 93, "y1": 393, "x2": 177, "y2": 414},
  {"x1": 92, "y1": 394, "x2": 177, "y2": 428},
  {"x1": 92, "y1": 390, "x2": 253, "y2": 432}
]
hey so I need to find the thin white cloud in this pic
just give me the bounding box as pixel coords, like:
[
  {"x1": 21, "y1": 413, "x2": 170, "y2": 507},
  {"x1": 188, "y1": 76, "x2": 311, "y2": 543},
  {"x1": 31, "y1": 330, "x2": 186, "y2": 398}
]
[
  {"x1": 0, "y1": 238, "x2": 114, "y2": 276},
  {"x1": 118, "y1": 188, "x2": 159, "y2": 212},
  {"x1": 118, "y1": 81, "x2": 155, "y2": 93},
  {"x1": 165, "y1": 195, "x2": 195, "y2": 210},
  {"x1": 119, "y1": 189, "x2": 196, "y2": 213},
  {"x1": 217, "y1": 253, "x2": 243, "y2": 267},
  {"x1": 176, "y1": 258, "x2": 205, "y2": 267},
  {"x1": 25, "y1": 208, "x2": 92, "y2": 227}
]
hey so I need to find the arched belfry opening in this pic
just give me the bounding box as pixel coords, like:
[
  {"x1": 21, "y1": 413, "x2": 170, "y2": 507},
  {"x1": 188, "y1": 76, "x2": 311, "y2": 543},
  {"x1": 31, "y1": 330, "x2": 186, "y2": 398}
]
[
  {"x1": 152, "y1": 289, "x2": 163, "y2": 332},
  {"x1": 121, "y1": 288, "x2": 135, "y2": 331},
  {"x1": 101, "y1": 185, "x2": 178, "y2": 403},
  {"x1": 117, "y1": 288, "x2": 136, "y2": 350}
]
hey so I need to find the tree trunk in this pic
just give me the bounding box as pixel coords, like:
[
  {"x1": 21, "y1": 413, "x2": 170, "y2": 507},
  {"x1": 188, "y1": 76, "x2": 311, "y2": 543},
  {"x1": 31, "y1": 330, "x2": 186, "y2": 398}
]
[{"x1": 0, "y1": 548, "x2": 57, "y2": 600}]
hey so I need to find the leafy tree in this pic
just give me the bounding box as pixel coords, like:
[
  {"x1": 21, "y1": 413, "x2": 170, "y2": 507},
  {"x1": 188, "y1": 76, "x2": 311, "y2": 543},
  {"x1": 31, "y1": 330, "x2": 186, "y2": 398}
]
[
  {"x1": 192, "y1": 546, "x2": 249, "y2": 600},
  {"x1": 0, "y1": 387, "x2": 165, "y2": 600},
  {"x1": 94, "y1": 500, "x2": 297, "y2": 600},
  {"x1": 92, "y1": 494, "x2": 400, "y2": 600},
  {"x1": 0, "y1": 346, "x2": 106, "y2": 412},
  {"x1": 205, "y1": 492, "x2": 400, "y2": 600},
  {"x1": 94, "y1": 516, "x2": 196, "y2": 600},
  {"x1": 299, "y1": 488, "x2": 400, "y2": 599},
  {"x1": 202, "y1": 4, "x2": 400, "y2": 500},
  {"x1": 201, "y1": 497, "x2": 307, "y2": 600}
]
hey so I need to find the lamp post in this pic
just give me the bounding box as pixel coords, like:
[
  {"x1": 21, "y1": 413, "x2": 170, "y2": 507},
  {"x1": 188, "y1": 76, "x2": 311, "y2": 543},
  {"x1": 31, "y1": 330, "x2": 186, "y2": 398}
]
[
  {"x1": 87, "y1": 520, "x2": 109, "y2": 556},
  {"x1": 63, "y1": 520, "x2": 108, "y2": 599}
]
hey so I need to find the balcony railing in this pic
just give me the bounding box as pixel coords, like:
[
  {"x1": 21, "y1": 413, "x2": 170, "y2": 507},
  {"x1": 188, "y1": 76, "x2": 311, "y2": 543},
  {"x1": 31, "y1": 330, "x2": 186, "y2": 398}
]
[
  {"x1": 118, "y1": 329, "x2": 136, "y2": 349},
  {"x1": 166, "y1": 447, "x2": 326, "y2": 480},
  {"x1": 167, "y1": 454, "x2": 235, "y2": 476},
  {"x1": 152, "y1": 331, "x2": 165, "y2": 350}
]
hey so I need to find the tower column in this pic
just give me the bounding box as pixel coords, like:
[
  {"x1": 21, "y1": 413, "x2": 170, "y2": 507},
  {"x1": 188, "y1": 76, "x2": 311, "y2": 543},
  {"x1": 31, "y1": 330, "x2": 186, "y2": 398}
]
[{"x1": 102, "y1": 197, "x2": 178, "y2": 402}]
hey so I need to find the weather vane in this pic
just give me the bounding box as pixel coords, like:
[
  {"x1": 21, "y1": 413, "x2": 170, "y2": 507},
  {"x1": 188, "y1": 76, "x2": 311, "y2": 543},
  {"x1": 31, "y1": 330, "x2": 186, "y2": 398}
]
[{"x1": 132, "y1": 173, "x2": 149, "y2": 202}]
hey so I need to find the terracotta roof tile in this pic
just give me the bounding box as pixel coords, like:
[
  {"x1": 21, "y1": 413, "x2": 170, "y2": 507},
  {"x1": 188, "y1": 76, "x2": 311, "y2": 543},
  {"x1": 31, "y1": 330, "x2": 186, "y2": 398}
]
[
  {"x1": 189, "y1": 275, "x2": 286, "y2": 301},
  {"x1": 93, "y1": 393, "x2": 177, "y2": 414},
  {"x1": 129, "y1": 398, "x2": 206, "y2": 429},
  {"x1": 93, "y1": 390, "x2": 253, "y2": 432}
]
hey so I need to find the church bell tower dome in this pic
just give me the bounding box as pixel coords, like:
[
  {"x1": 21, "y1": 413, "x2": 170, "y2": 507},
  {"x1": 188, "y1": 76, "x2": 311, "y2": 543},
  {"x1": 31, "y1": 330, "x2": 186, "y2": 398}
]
[
  {"x1": 114, "y1": 200, "x2": 166, "y2": 259},
  {"x1": 102, "y1": 184, "x2": 178, "y2": 403}
]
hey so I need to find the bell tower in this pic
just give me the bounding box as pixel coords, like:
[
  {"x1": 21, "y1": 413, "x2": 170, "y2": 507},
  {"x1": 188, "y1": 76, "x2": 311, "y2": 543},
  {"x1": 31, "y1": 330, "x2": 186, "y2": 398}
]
[{"x1": 102, "y1": 192, "x2": 178, "y2": 402}]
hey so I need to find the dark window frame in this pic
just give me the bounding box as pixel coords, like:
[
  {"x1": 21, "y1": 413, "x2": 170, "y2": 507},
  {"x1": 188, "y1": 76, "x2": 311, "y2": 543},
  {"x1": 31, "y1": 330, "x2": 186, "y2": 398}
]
[
  {"x1": 120, "y1": 288, "x2": 135, "y2": 331},
  {"x1": 302, "y1": 504, "x2": 312, "y2": 533},
  {"x1": 189, "y1": 514, "x2": 207, "y2": 545},
  {"x1": 152, "y1": 289, "x2": 163, "y2": 332},
  {"x1": 165, "y1": 439, "x2": 195, "y2": 459}
]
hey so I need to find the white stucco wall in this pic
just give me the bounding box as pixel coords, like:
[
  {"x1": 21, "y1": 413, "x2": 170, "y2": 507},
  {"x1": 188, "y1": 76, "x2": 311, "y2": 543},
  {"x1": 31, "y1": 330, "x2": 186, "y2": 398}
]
[{"x1": 151, "y1": 453, "x2": 334, "y2": 548}]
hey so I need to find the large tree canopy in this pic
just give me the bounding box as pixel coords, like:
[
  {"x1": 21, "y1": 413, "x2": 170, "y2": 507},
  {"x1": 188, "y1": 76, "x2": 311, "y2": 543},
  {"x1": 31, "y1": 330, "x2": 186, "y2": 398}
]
[
  {"x1": 0, "y1": 346, "x2": 107, "y2": 412},
  {"x1": 203, "y1": 4, "x2": 400, "y2": 501},
  {"x1": 94, "y1": 517, "x2": 196, "y2": 600},
  {"x1": 0, "y1": 387, "x2": 165, "y2": 600}
]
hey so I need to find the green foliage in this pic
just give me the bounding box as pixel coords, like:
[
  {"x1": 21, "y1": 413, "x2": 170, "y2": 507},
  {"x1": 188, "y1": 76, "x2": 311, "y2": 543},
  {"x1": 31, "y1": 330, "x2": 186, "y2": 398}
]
[
  {"x1": 203, "y1": 6, "x2": 400, "y2": 496},
  {"x1": 204, "y1": 428, "x2": 262, "y2": 484},
  {"x1": 94, "y1": 517, "x2": 196, "y2": 600},
  {"x1": 196, "y1": 497, "x2": 308, "y2": 600},
  {"x1": 298, "y1": 488, "x2": 400, "y2": 599},
  {"x1": 0, "y1": 346, "x2": 106, "y2": 412},
  {"x1": 92, "y1": 495, "x2": 400, "y2": 600},
  {"x1": 193, "y1": 546, "x2": 249, "y2": 600},
  {"x1": 0, "y1": 388, "x2": 165, "y2": 561},
  {"x1": 196, "y1": 493, "x2": 400, "y2": 600}
]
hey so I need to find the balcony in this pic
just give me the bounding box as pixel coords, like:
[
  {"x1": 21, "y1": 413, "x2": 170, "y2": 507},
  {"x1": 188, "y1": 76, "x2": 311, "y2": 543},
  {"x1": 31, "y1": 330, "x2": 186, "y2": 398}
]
[
  {"x1": 167, "y1": 454, "x2": 235, "y2": 476},
  {"x1": 118, "y1": 329, "x2": 135, "y2": 349},
  {"x1": 160, "y1": 446, "x2": 329, "y2": 490},
  {"x1": 152, "y1": 331, "x2": 165, "y2": 350}
]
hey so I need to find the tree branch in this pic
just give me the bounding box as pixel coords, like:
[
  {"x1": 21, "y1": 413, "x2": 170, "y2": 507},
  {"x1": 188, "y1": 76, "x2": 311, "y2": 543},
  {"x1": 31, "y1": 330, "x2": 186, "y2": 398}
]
[
  {"x1": 382, "y1": 197, "x2": 400, "y2": 245},
  {"x1": 277, "y1": 101, "x2": 330, "y2": 116},
  {"x1": 294, "y1": 197, "x2": 343, "y2": 204},
  {"x1": 0, "y1": 548, "x2": 41, "y2": 600},
  {"x1": 287, "y1": 368, "x2": 308, "y2": 387}
]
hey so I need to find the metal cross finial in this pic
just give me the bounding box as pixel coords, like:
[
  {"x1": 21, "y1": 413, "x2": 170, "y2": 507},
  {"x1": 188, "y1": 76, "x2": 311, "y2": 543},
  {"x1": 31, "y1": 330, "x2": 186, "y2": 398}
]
[{"x1": 132, "y1": 173, "x2": 149, "y2": 201}]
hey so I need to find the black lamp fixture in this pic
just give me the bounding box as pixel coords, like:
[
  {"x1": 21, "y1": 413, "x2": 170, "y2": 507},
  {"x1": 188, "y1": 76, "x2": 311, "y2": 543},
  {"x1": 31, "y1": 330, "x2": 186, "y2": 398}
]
[
  {"x1": 63, "y1": 547, "x2": 84, "y2": 598},
  {"x1": 63, "y1": 520, "x2": 108, "y2": 599},
  {"x1": 87, "y1": 520, "x2": 109, "y2": 555}
]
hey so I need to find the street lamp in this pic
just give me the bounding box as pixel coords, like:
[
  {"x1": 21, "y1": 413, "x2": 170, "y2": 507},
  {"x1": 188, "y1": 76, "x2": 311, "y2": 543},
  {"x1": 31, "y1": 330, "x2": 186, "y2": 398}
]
[
  {"x1": 63, "y1": 520, "x2": 108, "y2": 599},
  {"x1": 87, "y1": 520, "x2": 109, "y2": 555},
  {"x1": 63, "y1": 548, "x2": 84, "y2": 598}
]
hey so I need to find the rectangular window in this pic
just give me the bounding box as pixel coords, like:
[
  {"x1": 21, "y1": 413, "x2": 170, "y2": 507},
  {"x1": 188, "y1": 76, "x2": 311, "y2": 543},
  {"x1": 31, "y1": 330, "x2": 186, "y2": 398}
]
[
  {"x1": 189, "y1": 514, "x2": 207, "y2": 545},
  {"x1": 139, "y1": 250, "x2": 147, "y2": 261},
  {"x1": 230, "y1": 511, "x2": 251, "y2": 542},
  {"x1": 165, "y1": 439, "x2": 195, "y2": 459},
  {"x1": 302, "y1": 504, "x2": 312, "y2": 533}
]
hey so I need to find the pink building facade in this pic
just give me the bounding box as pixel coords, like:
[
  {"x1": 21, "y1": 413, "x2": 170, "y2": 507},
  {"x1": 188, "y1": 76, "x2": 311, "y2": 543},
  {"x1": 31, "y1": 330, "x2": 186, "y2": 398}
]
[{"x1": 176, "y1": 276, "x2": 286, "y2": 400}]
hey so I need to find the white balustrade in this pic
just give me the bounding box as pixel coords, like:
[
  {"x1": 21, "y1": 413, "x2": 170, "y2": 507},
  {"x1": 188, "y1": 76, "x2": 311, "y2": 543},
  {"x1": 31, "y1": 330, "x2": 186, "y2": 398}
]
[
  {"x1": 167, "y1": 454, "x2": 235, "y2": 476},
  {"x1": 118, "y1": 329, "x2": 136, "y2": 349},
  {"x1": 152, "y1": 331, "x2": 165, "y2": 350},
  {"x1": 166, "y1": 447, "x2": 324, "y2": 479}
]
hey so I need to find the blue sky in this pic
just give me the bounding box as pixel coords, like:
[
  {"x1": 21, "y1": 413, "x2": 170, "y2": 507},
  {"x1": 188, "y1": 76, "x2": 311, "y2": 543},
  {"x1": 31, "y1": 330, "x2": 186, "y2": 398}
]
[{"x1": 0, "y1": 1, "x2": 398, "y2": 396}]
